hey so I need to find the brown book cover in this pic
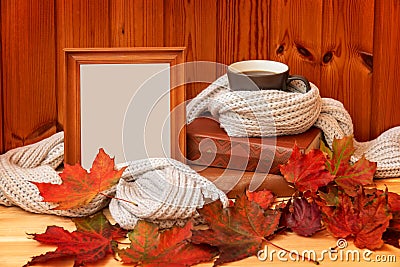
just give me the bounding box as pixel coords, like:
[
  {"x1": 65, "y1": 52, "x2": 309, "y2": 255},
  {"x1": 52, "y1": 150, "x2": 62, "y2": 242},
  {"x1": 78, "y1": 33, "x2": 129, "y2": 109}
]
[
  {"x1": 187, "y1": 117, "x2": 322, "y2": 174},
  {"x1": 190, "y1": 165, "x2": 295, "y2": 198}
]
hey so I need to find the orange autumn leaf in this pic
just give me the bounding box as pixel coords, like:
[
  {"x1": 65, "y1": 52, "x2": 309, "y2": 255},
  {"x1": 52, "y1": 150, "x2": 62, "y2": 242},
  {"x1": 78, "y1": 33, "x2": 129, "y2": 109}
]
[
  {"x1": 326, "y1": 136, "x2": 376, "y2": 196},
  {"x1": 192, "y1": 193, "x2": 281, "y2": 266},
  {"x1": 280, "y1": 145, "x2": 335, "y2": 193},
  {"x1": 321, "y1": 189, "x2": 392, "y2": 250},
  {"x1": 118, "y1": 221, "x2": 218, "y2": 267},
  {"x1": 246, "y1": 189, "x2": 275, "y2": 210},
  {"x1": 32, "y1": 148, "x2": 126, "y2": 210},
  {"x1": 25, "y1": 212, "x2": 128, "y2": 267}
]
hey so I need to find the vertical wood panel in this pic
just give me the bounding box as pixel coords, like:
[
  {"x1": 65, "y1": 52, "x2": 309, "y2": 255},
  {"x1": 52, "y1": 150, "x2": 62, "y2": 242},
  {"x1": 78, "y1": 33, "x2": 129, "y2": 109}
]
[
  {"x1": 56, "y1": 0, "x2": 111, "y2": 128},
  {"x1": 269, "y1": 0, "x2": 322, "y2": 85},
  {"x1": 58, "y1": 0, "x2": 111, "y2": 48},
  {"x1": 164, "y1": 0, "x2": 217, "y2": 99},
  {"x1": 110, "y1": 0, "x2": 164, "y2": 47},
  {"x1": 321, "y1": 0, "x2": 374, "y2": 141},
  {"x1": 217, "y1": 0, "x2": 269, "y2": 67},
  {"x1": 1, "y1": 0, "x2": 57, "y2": 150},
  {"x1": 371, "y1": 0, "x2": 400, "y2": 138}
]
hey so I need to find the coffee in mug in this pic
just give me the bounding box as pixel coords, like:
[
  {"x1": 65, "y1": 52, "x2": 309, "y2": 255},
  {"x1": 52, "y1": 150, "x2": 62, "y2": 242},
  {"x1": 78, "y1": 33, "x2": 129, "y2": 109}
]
[{"x1": 227, "y1": 60, "x2": 311, "y2": 92}]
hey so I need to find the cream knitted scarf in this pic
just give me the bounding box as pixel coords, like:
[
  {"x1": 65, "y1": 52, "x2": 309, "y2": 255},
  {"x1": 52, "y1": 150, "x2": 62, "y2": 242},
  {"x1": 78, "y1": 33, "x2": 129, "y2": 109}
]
[
  {"x1": 0, "y1": 133, "x2": 228, "y2": 229},
  {"x1": 186, "y1": 74, "x2": 400, "y2": 178},
  {"x1": 0, "y1": 132, "x2": 111, "y2": 216}
]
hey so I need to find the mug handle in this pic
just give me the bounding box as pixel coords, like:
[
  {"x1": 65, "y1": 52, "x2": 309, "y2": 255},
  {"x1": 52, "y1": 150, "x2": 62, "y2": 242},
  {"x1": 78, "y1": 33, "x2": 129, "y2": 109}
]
[{"x1": 287, "y1": 75, "x2": 311, "y2": 92}]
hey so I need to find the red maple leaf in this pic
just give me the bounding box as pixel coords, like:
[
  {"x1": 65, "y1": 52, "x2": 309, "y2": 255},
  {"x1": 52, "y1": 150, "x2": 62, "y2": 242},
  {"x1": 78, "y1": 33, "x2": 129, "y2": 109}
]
[
  {"x1": 326, "y1": 136, "x2": 376, "y2": 196},
  {"x1": 388, "y1": 192, "x2": 400, "y2": 212},
  {"x1": 117, "y1": 220, "x2": 217, "y2": 267},
  {"x1": 327, "y1": 135, "x2": 355, "y2": 174},
  {"x1": 321, "y1": 189, "x2": 392, "y2": 250},
  {"x1": 385, "y1": 192, "x2": 400, "y2": 230},
  {"x1": 191, "y1": 193, "x2": 281, "y2": 266},
  {"x1": 280, "y1": 145, "x2": 335, "y2": 193},
  {"x1": 282, "y1": 197, "x2": 322, "y2": 237},
  {"x1": 24, "y1": 212, "x2": 127, "y2": 267},
  {"x1": 246, "y1": 189, "x2": 275, "y2": 210},
  {"x1": 32, "y1": 148, "x2": 127, "y2": 210},
  {"x1": 384, "y1": 192, "x2": 400, "y2": 248}
]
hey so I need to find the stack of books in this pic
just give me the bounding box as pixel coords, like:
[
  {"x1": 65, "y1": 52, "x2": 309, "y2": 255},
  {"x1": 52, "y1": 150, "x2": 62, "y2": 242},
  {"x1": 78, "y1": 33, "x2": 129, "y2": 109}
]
[{"x1": 186, "y1": 116, "x2": 322, "y2": 197}]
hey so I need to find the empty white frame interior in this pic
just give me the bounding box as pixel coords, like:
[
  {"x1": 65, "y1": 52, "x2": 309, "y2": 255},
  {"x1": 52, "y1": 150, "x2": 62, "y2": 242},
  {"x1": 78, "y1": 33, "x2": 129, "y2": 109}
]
[{"x1": 80, "y1": 63, "x2": 170, "y2": 169}]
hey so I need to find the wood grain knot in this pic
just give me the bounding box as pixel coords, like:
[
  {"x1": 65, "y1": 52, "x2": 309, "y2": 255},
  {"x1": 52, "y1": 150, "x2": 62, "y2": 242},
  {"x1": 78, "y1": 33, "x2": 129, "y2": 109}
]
[
  {"x1": 322, "y1": 51, "x2": 333, "y2": 64},
  {"x1": 295, "y1": 44, "x2": 314, "y2": 61},
  {"x1": 360, "y1": 52, "x2": 373, "y2": 71},
  {"x1": 276, "y1": 45, "x2": 285, "y2": 55}
]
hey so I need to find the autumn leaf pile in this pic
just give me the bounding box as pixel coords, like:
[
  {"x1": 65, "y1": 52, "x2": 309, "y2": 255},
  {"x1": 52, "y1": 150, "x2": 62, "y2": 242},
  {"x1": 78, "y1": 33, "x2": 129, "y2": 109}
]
[
  {"x1": 25, "y1": 136, "x2": 400, "y2": 266},
  {"x1": 280, "y1": 136, "x2": 397, "y2": 250}
]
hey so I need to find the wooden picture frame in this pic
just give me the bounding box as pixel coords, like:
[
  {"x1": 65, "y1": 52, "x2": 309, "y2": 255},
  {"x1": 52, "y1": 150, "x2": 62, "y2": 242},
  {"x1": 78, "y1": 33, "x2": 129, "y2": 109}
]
[{"x1": 63, "y1": 47, "x2": 186, "y2": 166}]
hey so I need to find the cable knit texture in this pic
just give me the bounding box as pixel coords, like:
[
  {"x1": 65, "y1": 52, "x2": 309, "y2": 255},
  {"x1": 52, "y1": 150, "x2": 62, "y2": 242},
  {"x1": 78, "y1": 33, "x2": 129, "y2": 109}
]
[
  {"x1": 0, "y1": 132, "x2": 110, "y2": 216},
  {"x1": 110, "y1": 158, "x2": 228, "y2": 229},
  {"x1": 0, "y1": 133, "x2": 228, "y2": 229},
  {"x1": 186, "y1": 74, "x2": 400, "y2": 178}
]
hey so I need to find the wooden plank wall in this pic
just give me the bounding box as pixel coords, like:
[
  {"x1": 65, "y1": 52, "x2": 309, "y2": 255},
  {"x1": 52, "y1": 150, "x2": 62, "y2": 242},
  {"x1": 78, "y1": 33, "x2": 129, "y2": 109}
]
[
  {"x1": 1, "y1": 0, "x2": 57, "y2": 152},
  {"x1": 268, "y1": 0, "x2": 374, "y2": 141},
  {"x1": 0, "y1": 0, "x2": 398, "y2": 152},
  {"x1": 217, "y1": 0, "x2": 269, "y2": 66},
  {"x1": 372, "y1": 0, "x2": 400, "y2": 138},
  {"x1": 320, "y1": 0, "x2": 374, "y2": 141},
  {"x1": 164, "y1": 0, "x2": 217, "y2": 98}
]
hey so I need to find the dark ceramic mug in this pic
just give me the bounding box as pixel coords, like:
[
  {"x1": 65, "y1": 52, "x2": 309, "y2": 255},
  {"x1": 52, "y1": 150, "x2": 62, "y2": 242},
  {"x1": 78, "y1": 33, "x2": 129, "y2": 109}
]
[{"x1": 227, "y1": 60, "x2": 311, "y2": 92}]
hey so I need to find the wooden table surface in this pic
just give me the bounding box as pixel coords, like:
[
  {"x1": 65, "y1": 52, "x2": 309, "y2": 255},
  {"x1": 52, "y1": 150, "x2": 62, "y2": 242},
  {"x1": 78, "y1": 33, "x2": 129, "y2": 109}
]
[{"x1": 1, "y1": 178, "x2": 400, "y2": 267}]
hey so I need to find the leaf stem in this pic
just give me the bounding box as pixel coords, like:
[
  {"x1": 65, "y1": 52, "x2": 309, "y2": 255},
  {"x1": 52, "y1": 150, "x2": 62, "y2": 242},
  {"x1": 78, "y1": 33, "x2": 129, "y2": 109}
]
[
  {"x1": 263, "y1": 238, "x2": 320, "y2": 265},
  {"x1": 99, "y1": 192, "x2": 137, "y2": 206}
]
